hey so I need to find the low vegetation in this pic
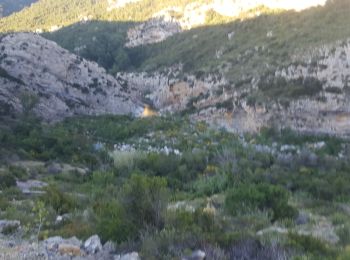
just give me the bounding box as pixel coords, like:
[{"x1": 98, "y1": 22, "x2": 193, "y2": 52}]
[{"x1": 1, "y1": 112, "x2": 350, "y2": 258}]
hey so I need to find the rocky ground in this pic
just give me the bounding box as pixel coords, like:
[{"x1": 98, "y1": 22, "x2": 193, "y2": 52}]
[
  {"x1": 0, "y1": 231, "x2": 207, "y2": 260},
  {"x1": 0, "y1": 232, "x2": 140, "y2": 260}
]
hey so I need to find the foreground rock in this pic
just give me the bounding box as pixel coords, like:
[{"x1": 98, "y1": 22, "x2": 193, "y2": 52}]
[
  {"x1": 84, "y1": 235, "x2": 102, "y2": 254},
  {"x1": 0, "y1": 234, "x2": 140, "y2": 260},
  {"x1": 182, "y1": 249, "x2": 206, "y2": 260}
]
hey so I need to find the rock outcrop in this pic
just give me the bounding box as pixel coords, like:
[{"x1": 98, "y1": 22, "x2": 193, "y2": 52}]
[
  {"x1": 0, "y1": 234, "x2": 139, "y2": 260},
  {"x1": 107, "y1": 0, "x2": 141, "y2": 11},
  {"x1": 0, "y1": 33, "x2": 143, "y2": 121},
  {"x1": 117, "y1": 38, "x2": 350, "y2": 137}
]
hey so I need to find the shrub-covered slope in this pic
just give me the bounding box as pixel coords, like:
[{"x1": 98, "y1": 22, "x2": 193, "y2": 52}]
[{"x1": 1, "y1": 113, "x2": 350, "y2": 259}]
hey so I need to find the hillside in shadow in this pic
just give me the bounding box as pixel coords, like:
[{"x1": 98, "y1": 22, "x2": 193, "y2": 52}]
[
  {"x1": 44, "y1": 21, "x2": 139, "y2": 72},
  {"x1": 42, "y1": 0, "x2": 349, "y2": 77},
  {"x1": 0, "y1": 0, "x2": 37, "y2": 17}
]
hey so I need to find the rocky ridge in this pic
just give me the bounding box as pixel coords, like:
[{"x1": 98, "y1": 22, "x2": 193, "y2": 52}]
[
  {"x1": 0, "y1": 33, "x2": 143, "y2": 121},
  {"x1": 118, "y1": 38, "x2": 350, "y2": 136},
  {"x1": 125, "y1": 0, "x2": 327, "y2": 47}
]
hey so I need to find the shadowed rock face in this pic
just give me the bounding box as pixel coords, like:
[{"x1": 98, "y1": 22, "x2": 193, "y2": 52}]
[{"x1": 0, "y1": 33, "x2": 143, "y2": 121}]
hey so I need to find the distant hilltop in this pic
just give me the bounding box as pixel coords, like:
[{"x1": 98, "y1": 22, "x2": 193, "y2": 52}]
[{"x1": 212, "y1": 0, "x2": 327, "y2": 17}]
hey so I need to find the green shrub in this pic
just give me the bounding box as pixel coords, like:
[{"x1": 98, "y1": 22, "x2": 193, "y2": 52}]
[
  {"x1": 0, "y1": 171, "x2": 16, "y2": 189},
  {"x1": 121, "y1": 174, "x2": 169, "y2": 229},
  {"x1": 338, "y1": 246, "x2": 350, "y2": 260},
  {"x1": 287, "y1": 233, "x2": 335, "y2": 257},
  {"x1": 0, "y1": 195, "x2": 9, "y2": 210},
  {"x1": 93, "y1": 199, "x2": 134, "y2": 243},
  {"x1": 190, "y1": 173, "x2": 228, "y2": 196},
  {"x1": 336, "y1": 224, "x2": 350, "y2": 246},
  {"x1": 165, "y1": 208, "x2": 216, "y2": 234},
  {"x1": 9, "y1": 166, "x2": 28, "y2": 180},
  {"x1": 41, "y1": 185, "x2": 76, "y2": 214},
  {"x1": 112, "y1": 150, "x2": 146, "y2": 175},
  {"x1": 91, "y1": 171, "x2": 115, "y2": 186},
  {"x1": 140, "y1": 228, "x2": 201, "y2": 260},
  {"x1": 225, "y1": 183, "x2": 297, "y2": 221}
]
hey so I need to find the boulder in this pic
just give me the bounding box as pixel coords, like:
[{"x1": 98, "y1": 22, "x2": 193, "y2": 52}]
[
  {"x1": 84, "y1": 235, "x2": 102, "y2": 254},
  {"x1": 296, "y1": 212, "x2": 309, "y2": 225},
  {"x1": 47, "y1": 163, "x2": 63, "y2": 175},
  {"x1": 58, "y1": 243, "x2": 83, "y2": 257},
  {"x1": 103, "y1": 241, "x2": 116, "y2": 253},
  {"x1": 114, "y1": 252, "x2": 140, "y2": 260},
  {"x1": 44, "y1": 236, "x2": 82, "y2": 252},
  {"x1": 182, "y1": 250, "x2": 206, "y2": 260}
]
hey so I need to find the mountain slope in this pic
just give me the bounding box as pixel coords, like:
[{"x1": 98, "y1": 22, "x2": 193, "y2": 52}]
[
  {"x1": 0, "y1": 33, "x2": 142, "y2": 121},
  {"x1": 0, "y1": 0, "x2": 211, "y2": 33},
  {"x1": 44, "y1": 0, "x2": 350, "y2": 136},
  {"x1": 1, "y1": 0, "x2": 350, "y2": 136}
]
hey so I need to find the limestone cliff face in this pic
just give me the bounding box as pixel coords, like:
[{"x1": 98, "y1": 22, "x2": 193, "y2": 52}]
[
  {"x1": 1, "y1": 33, "x2": 348, "y2": 136},
  {"x1": 0, "y1": 33, "x2": 143, "y2": 121},
  {"x1": 118, "y1": 39, "x2": 350, "y2": 137}
]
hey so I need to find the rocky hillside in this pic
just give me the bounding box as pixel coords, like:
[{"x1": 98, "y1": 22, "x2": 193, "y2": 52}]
[
  {"x1": 0, "y1": 33, "x2": 142, "y2": 121},
  {"x1": 118, "y1": 37, "x2": 350, "y2": 136},
  {"x1": 1, "y1": 0, "x2": 349, "y2": 137}
]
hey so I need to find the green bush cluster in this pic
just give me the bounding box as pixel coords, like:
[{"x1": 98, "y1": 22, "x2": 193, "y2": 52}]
[
  {"x1": 0, "y1": 171, "x2": 16, "y2": 189},
  {"x1": 41, "y1": 185, "x2": 76, "y2": 214},
  {"x1": 94, "y1": 199, "x2": 133, "y2": 243},
  {"x1": 0, "y1": 195, "x2": 9, "y2": 210},
  {"x1": 225, "y1": 183, "x2": 297, "y2": 221},
  {"x1": 93, "y1": 174, "x2": 169, "y2": 242},
  {"x1": 287, "y1": 233, "x2": 336, "y2": 258}
]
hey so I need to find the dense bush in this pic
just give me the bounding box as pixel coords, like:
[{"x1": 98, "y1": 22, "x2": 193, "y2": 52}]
[
  {"x1": 0, "y1": 195, "x2": 10, "y2": 210},
  {"x1": 8, "y1": 166, "x2": 28, "y2": 180},
  {"x1": 287, "y1": 233, "x2": 336, "y2": 258},
  {"x1": 225, "y1": 183, "x2": 297, "y2": 221},
  {"x1": 94, "y1": 199, "x2": 134, "y2": 243},
  {"x1": 41, "y1": 185, "x2": 76, "y2": 214},
  {"x1": 121, "y1": 174, "x2": 169, "y2": 229},
  {"x1": 190, "y1": 173, "x2": 228, "y2": 196},
  {"x1": 0, "y1": 171, "x2": 16, "y2": 189}
]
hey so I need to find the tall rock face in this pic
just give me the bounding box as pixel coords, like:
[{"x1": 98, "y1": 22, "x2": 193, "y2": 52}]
[
  {"x1": 0, "y1": 33, "x2": 142, "y2": 121},
  {"x1": 117, "y1": 38, "x2": 350, "y2": 137}
]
